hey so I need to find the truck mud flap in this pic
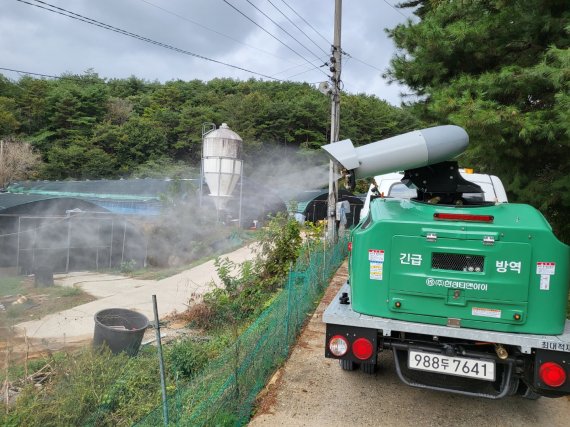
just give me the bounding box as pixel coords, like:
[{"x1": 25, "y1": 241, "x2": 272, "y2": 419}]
[{"x1": 392, "y1": 347, "x2": 515, "y2": 399}]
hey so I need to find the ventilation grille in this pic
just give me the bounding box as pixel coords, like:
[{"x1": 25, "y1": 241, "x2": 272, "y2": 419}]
[{"x1": 432, "y1": 253, "x2": 484, "y2": 272}]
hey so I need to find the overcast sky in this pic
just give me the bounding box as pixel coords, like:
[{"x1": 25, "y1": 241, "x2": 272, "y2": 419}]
[{"x1": 1, "y1": 0, "x2": 415, "y2": 105}]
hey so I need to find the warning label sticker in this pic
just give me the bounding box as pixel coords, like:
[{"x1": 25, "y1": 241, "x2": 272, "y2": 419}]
[
  {"x1": 370, "y1": 262, "x2": 383, "y2": 281},
  {"x1": 472, "y1": 307, "x2": 502, "y2": 319},
  {"x1": 369, "y1": 249, "x2": 384, "y2": 263},
  {"x1": 536, "y1": 262, "x2": 556, "y2": 275},
  {"x1": 540, "y1": 275, "x2": 550, "y2": 291}
]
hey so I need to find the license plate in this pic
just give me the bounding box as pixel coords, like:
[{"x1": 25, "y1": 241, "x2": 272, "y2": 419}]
[{"x1": 408, "y1": 350, "x2": 495, "y2": 381}]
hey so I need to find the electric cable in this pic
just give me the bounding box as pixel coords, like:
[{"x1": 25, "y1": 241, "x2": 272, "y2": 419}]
[
  {"x1": 265, "y1": 0, "x2": 329, "y2": 56},
  {"x1": 285, "y1": 65, "x2": 324, "y2": 80},
  {"x1": 222, "y1": 0, "x2": 327, "y2": 77},
  {"x1": 382, "y1": 0, "x2": 408, "y2": 19},
  {"x1": 243, "y1": 0, "x2": 324, "y2": 62},
  {"x1": 270, "y1": 55, "x2": 328, "y2": 78},
  {"x1": 0, "y1": 66, "x2": 60, "y2": 79},
  {"x1": 0, "y1": 66, "x2": 98, "y2": 84},
  {"x1": 342, "y1": 52, "x2": 383, "y2": 72},
  {"x1": 136, "y1": 0, "x2": 291, "y2": 63},
  {"x1": 278, "y1": 0, "x2": 331, "y2": 46},
  {"x1": 15, "y1": 0, "x2": 281, "y2": 81}
]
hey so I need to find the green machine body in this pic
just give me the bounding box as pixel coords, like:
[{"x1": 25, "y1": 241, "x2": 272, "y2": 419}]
[{"x1": 350, "y1": 199, "x2": 570, "y2": 335}]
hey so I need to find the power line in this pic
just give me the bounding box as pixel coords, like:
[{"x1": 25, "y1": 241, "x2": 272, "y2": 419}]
[
  {"x1": 382, "y1": 0, "x2": 407, "y2": 19},
  {"x1": 136, "y1": 0, "x2": 291, "y2": 63},
  {"x1": 15, "y1": 0, "x2": 281, "y2": 81},
  {"x1": 243, "y1": 0, "x2": 323, "y2": 61},
  {"x1": 0, "y1": 66, "x2": 99, "y2": 84},
  {"x1": 343, "y1": 52, "x2": 383, "y2": 72},
  {"x1": 265, "y1": 0, "x2": 329, "y2": 56},
  {"x1": 222, "y1": 0, "x2": 327, "y2": 77},
  {"x1": 285, "y1": 65, "x2": 323, "y2": 80},
  {"x1": 0, "y1": 66, "x2": 60, "y2": 79},
  {"x1": 270, "y1": 55, "x2": 328, "y2": 78},
  {"x1": 278, "y1": 0, "x2": 331, "y2": 46}
]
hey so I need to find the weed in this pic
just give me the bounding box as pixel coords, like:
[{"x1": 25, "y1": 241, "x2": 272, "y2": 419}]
[
  {"x1": 57, "y1": 286, "x2": 82, "y2": 297},
  {"x1": 1, "y1": 347, "x2": 164, "y2": 427},
  {"x1": 119, "y1": 259, "x2": 137, "y2": 274},
  {"x1": 167, "y1": 339, "x2": 210, "y2": 379},
  {"x1": 5, "y1": 304, "x2": 25, "y2": 319},
  {"x1": 188, "y1": 213, "x2": 303, "y2": 331}
]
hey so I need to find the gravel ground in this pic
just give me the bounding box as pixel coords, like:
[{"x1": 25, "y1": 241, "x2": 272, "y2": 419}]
[{"x1": 250, "y1": 262, "x2": 570, "y2": 427}]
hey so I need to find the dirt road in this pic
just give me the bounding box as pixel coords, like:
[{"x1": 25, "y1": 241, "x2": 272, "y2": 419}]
[
  {"x1": 250, "y1": 262, "x2": 570, "y2": 427},
  {"x1": 13, "y1": 245, "x2": 256, "y2": 350}
]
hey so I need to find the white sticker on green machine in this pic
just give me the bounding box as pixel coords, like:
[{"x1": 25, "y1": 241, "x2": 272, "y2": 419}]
[
  {"x1": 369, "y1": 249, "x2": 384, "y2": 262},
  {"x1": 472, "y1": 307, "x2": 501, "y2": 319},
  {"x1": 370, "y1": 262, "x2": 383, "y2": 280}
]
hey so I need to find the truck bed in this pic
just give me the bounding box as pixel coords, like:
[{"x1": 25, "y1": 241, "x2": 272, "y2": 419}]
[{"x1": 323, "y1": 283, "x2": 570, "y2": 354}]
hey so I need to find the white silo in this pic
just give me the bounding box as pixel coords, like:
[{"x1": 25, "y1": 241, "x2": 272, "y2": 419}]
[{"x1": 201, "y1": 123, "x2": 243, "y2": 219}]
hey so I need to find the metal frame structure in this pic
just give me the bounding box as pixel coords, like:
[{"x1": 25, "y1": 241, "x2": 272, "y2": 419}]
[{"x1": 0, "y1": 212, "x2": 146, "y2": 273}]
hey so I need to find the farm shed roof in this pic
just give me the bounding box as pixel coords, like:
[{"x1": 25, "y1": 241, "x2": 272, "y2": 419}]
[
  {"x1": 8, "y1": 179, "x2": 198, "y2": 201},
  {"x1": 0, "y1": 194, "x2": 108, "y2": 215}
]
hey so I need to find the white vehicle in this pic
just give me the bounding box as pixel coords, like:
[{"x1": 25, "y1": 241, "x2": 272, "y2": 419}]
[{"x1": 360, "y1": 169, "x2": 508, "y2": 221}]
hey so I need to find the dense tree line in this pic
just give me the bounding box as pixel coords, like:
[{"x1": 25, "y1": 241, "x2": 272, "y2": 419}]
[
  {"x1": 1, "y1": 1, "x2": 566, "y2": 241},
  {"x1": 0, "y1": 73, "x2": 418, "y2": 181},
  {"x1": 387, "y1": 0, "x2": 569, "y2": 241}
]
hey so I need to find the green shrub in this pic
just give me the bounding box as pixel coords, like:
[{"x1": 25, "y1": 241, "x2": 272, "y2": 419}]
[
  {"x1": 190, "y1": 213, "x2": 302, "y2": 331},
  {"x1": 119, "y1": 259, "x2": 137, "y2": 274},
  {"x1": 167, "y1": 339, "x2": 210, "y2": 379}
]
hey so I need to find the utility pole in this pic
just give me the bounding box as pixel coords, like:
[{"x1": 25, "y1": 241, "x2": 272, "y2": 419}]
[
  {"x1": 327, "y1": 0, "x2": 342, "y2": 242},
  {"x1": 0, "y1": 140, "x2": 4, "y2": 189}
]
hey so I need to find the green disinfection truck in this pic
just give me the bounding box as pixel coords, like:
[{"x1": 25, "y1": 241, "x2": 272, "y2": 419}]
[{"x1": 322, "y1": 125, "x2": 570, "y2": 399}]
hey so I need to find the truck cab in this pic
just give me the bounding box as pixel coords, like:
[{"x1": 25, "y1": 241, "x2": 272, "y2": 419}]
[{"x1": 360, "y1": 170, "x2": 508, "y2": 221}]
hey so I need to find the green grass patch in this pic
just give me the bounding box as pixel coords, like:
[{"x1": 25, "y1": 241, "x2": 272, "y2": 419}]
[
  {"x1": 0, "y1": 277, "x2": 95, "y2": 326},
  {"x1": 0, "y1": 277, "x2": 24, "y2": 297},
  {"x1": 57, "y1": 286, "x2": 83, "y2": 298}
]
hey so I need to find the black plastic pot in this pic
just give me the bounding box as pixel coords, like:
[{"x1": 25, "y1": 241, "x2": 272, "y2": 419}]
[{"x1": 93, "y1": 308, "x2": 149, "y2": 356}]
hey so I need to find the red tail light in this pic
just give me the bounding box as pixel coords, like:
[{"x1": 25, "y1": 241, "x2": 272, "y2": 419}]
[
  {"x1": 352, "y1": 338, "x2": 374, "y2": 360},
  {"x1": 434, "y1": 213, "x2": 494, "y2": 223},
  {"x1": 348, "y1": 242, "x2": 352, "y2": 252},
  {"x1": 539, "y1": 362, "x2": 567, "y2": 388}
]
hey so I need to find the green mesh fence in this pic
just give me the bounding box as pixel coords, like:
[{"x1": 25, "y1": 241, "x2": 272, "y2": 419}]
[{"x1": 133, "y1": 236, "x2": 348, "y2": 426}]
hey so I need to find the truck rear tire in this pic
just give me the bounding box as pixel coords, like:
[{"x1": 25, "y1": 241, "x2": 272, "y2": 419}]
[{"x1": 339, "y1": 360, "x2": 358, "y2": 371}]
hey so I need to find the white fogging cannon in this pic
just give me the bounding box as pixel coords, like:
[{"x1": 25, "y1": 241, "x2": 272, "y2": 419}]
[{"x1": 322, "y1": 125, "x2": 483, "y2": 204}]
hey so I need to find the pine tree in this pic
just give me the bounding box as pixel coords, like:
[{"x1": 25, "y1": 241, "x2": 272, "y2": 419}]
[{"x1": 387, "y1": 0, "x2": 570, "y2": 241}]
